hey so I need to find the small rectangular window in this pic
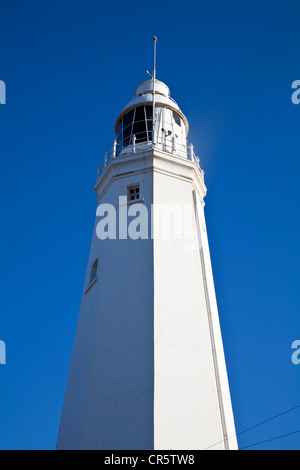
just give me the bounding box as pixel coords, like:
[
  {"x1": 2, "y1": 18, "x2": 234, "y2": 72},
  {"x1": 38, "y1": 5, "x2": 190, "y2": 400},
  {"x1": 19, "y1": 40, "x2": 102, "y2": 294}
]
[
  {"x1": 173, "y1": 112, "x2": 181, "y2": 127},
  {"x1": 127, "y1": 184, "x2": 140, "y2": 202}
]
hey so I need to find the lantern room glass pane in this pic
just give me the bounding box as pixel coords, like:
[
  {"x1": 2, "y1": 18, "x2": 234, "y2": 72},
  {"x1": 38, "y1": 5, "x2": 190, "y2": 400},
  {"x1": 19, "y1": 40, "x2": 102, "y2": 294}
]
[
  {"x1": 173, "y1": 111, "x2": 181, "y2": 126},
  {"x1": 116, "y1": 120, "x2": 123, "y2": 155},
  {"x1": 117, "y1": 105, "x2": 154, "y2": 153},
  {"x1": 133, "y1": 106, "x2": 147, "y2": 143},
  {"x1": 123, "y1": 110, "x2": 134, "y2": 147},
  {"x1": 145, "y1": 105, "x2": 153, "y2": 141}
]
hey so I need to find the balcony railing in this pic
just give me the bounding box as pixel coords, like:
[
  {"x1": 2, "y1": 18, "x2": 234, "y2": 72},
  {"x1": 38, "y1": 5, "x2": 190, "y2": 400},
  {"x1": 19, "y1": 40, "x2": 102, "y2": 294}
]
[{"x1": 96, "y1": 133, "x2": 204, "y2": 181}]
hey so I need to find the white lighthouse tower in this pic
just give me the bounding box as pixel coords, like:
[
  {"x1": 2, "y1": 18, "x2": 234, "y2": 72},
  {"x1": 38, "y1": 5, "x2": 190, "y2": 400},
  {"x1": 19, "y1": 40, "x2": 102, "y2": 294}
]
[{"x1": 57, "y1": 49, "x2": 238, "y2": 450}]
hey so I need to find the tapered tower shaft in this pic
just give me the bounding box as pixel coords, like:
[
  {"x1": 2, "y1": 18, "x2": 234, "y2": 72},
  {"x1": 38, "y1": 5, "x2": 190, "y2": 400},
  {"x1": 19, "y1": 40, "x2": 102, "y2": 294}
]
[{"x1": 57, "y1": 78, "x2": 237, "y2": 450}]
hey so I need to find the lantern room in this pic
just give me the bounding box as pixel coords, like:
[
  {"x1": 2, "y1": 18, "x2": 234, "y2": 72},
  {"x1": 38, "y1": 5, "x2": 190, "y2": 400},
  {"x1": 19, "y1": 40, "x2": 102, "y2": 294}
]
[{"x1": 114, "y1": 79, "x2": 189, "y2": 158}]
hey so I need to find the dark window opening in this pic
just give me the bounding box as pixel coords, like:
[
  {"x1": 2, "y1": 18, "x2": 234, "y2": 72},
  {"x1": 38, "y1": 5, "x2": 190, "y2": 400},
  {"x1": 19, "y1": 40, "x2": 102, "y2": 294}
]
[
  {"x1": 173, "y1": 112, "x2": 181, "y2": 127},
  {"x1": 90, "y1": 259, "x2": 98, "y2": 284},
  {"x1": 127, "y1": 184, "x2": 140, "y2": 202}
]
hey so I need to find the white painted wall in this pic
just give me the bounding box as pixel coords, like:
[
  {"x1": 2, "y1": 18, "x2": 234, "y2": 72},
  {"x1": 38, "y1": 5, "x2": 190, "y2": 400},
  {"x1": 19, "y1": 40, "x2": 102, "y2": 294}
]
[
  {"x1": 57, "y1": 141, "x2": 237, "y2": 450},
  {"x1": 57, "y1": 155, "x2": 155, "y2": 450},
  {"x1": 152, "y1": 152, "x2": 237, "y2": 450}
]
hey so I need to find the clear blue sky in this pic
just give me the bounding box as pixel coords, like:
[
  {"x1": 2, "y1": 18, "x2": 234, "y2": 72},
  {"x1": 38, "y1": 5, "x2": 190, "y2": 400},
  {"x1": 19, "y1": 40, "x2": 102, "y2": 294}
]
[{"x1": 0, "y1": 0, "x2": 300, "y2": 450}]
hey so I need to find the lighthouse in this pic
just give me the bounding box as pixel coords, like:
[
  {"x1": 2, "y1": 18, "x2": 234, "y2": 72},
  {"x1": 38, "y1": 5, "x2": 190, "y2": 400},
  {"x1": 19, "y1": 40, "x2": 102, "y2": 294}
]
[{"x1": 56, "y1": 51, "x2": 238, "y2": 450}]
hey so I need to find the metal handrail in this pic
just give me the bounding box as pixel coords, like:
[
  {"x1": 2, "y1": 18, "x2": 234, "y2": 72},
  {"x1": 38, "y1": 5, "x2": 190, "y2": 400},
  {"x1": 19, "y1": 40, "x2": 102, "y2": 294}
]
[{"x1": 96, "y1": 136, "x2": 204, "y2": 180}]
